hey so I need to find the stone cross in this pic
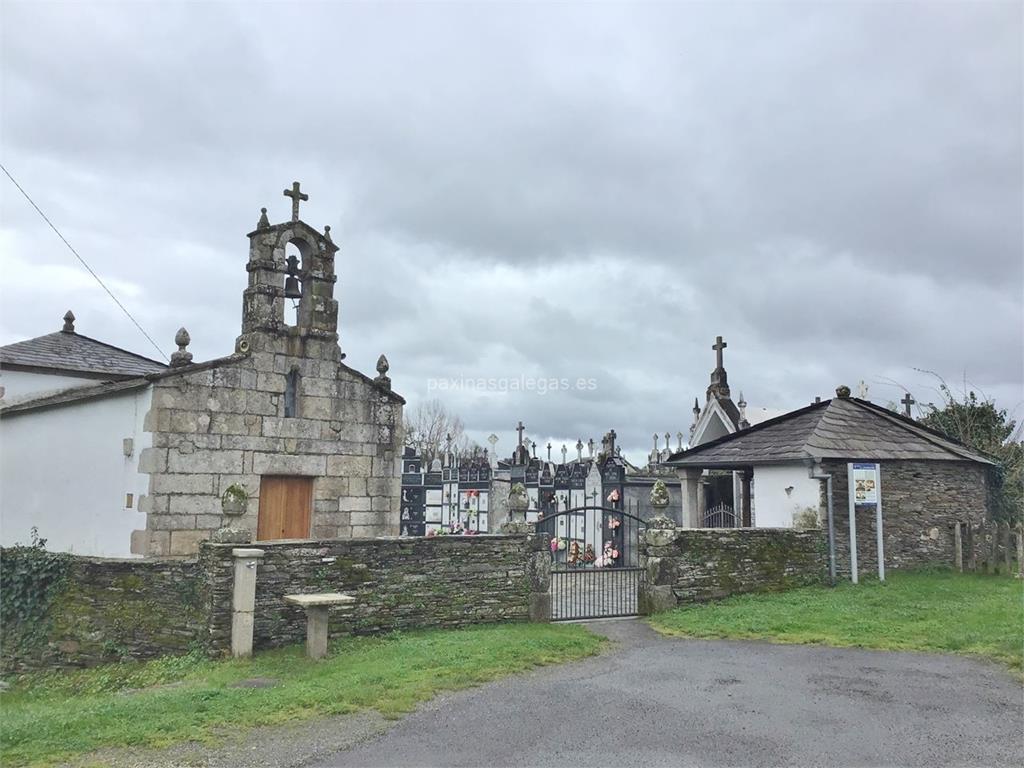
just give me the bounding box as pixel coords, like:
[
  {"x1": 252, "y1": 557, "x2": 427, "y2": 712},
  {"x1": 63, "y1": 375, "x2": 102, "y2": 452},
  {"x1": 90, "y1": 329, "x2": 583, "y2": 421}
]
[
  {"x1": 607, "y1": 429, "x2": 617, "y2": 454},
  {"x1": 515, "y1": 421, "x2": 525, "y2": 446},
  {"x1": 283, "y1": 181, "x2": 308, "y2": 222},
  {"x1": 576, "y1": 439, "x2": 583, "y2": 461},
  {"x1": 561, "y1": 444, "x2": 568, "y2": 464},
  {"x1": 677, "y1": 432, "x2": 684, "y2": 452},
  {"x1": 587, "y1": 438, "x2": 594, "y2": 457},
  {"x1": 531, "y1": 441, "x2": 537, "y2": 458},
  {"x1": 487, "y1": 434, "x2": 499, "y2": 467},
  {"x1": 664, "y1": 432, "x2": 670, "y2": 450},
  {"x1": 652, "y1": 433, "x2": 659, "y2": 451},
  {"x1": 546, "y1": 442, "x2": 552, "y2": 461},
  {"x1": 713, "y1": 335, "x2": 727, "y2": 369},
  {"x1": 902, "y1": 392, "x2": 915, "y2": 417}
]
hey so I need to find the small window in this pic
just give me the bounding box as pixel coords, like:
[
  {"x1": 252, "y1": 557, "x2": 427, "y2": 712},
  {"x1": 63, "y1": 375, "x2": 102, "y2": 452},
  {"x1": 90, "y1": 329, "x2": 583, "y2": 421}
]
[{"x1": 284, "y1": 368, "x2": 300, "y2": 418}]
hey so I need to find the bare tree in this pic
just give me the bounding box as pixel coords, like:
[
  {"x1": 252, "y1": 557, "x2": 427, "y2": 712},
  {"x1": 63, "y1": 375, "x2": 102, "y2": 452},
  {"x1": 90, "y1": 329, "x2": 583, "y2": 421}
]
[{"x1": 403, "y1": 399, "x2": 477, "y2": 465}]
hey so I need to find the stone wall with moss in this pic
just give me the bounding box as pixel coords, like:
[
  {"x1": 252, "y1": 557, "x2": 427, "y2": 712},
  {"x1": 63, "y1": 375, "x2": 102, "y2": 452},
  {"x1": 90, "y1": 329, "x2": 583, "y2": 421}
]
[
  {"x1": 1, "y1": 554, "x2": 204, "y2": 674},
  {"x1": 639, "y1": 522, "x2": 827, "y2": 613},
  {"x1": 820, "y1": 459, "x2": 990, "y2": 576},
  {"x1": 201, "y1": 535, "x2": 549, "y2": 653},
  {"x1": 3, "y1": 534, "x2": 550, "y2": 672}
]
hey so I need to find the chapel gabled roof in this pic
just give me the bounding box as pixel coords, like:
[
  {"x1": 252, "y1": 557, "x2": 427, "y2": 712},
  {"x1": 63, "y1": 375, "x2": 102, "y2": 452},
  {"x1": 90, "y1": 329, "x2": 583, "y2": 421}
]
[
  {"x1": 0, "y1": 328, "x2": 167, "y2": 379},
  {"x1": 667, "y1": 396, "x2": 994, "y2": 467}
]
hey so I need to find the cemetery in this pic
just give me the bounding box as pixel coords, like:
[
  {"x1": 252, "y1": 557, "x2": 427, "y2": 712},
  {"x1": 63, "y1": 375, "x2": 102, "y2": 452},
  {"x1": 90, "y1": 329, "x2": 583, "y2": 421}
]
[
  {"x1": 0, "y1": 184, "x2": 1020, "y2": 768},
  {"x1": 1, "y1": 184, "x2": 1020, "y2": 682}
]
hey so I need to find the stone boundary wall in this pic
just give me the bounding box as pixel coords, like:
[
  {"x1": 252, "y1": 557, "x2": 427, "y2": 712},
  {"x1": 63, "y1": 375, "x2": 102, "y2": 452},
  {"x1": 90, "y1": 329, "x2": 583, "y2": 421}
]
[
  {"x1": 3, "y1": 534, "x2": 550, "y2": 673},
  {"x1": 202, "y1": 534, "x2": 550, "y2": 653},
  {"x1": 639, "y1": 523, "x2": 827, "y2": 613},
  {"x1": 1, "y1": 555, "x2": 205, "y2": 674}
]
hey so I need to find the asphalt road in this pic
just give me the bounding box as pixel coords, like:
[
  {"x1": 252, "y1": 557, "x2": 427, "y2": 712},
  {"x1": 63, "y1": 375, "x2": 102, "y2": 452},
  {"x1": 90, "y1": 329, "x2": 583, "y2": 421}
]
[{"x1": 312, "y1": 620, "x2": 1023, "y2": 768}]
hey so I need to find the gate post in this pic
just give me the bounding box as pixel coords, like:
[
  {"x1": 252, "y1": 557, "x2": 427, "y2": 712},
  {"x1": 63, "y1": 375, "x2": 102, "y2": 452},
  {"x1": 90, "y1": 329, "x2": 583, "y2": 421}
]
[
  {"x1": 638, "y1": 516, "x2": 679, "y2": 615},
  {"x1": 527, "y1": 532, "x2": 552, "y2": 622},
  {"x1": 231, "y1": 547, "x2": 264, "y2": 658}
]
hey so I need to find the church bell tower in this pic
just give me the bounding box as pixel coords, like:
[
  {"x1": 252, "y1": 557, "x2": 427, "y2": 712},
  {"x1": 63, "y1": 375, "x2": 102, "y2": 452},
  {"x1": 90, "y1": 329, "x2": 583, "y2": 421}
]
[{"x1": 237, "y1": 182, "x2": 340, "y2": 357}]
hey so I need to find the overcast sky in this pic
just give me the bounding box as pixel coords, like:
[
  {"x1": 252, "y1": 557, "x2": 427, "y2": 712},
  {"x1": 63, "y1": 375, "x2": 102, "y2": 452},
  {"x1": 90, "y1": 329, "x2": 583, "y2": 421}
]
[{"x1": 2, "y1": 0, "x2": 1021, "y2": 463}]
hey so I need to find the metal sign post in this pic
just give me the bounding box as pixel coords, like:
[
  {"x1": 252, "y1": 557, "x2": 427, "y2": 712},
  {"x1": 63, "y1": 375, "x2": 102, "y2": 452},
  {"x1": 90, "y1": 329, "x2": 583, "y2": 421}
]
[
  {"x1": 847, "y1": 464, "x2": 859, "y2": 584},
  {"x1": 848, "y1": 462, "x2": 884, "y2": 583}
]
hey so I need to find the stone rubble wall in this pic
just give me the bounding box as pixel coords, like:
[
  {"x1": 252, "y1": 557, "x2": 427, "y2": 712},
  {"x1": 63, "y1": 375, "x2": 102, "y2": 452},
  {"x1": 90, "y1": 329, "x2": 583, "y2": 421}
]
[
  {"x1": 3, "y1": 534, "x2": 550, "y2": 673},
  {"x1": 136, "y1": 332, "x2": 403, "y2": 557},
  {"x1": 1, "y1": 555, "x2": 205, "y2": 674},
  {"x1": 820, "y1": 459, "x2": 990, "y2": 576},
  {"x1": 202, "y1": 535, "x2": 550, "y2": 654},
  {"x1": 639, "y1": 523, "x2": 827, "y2": 613}
]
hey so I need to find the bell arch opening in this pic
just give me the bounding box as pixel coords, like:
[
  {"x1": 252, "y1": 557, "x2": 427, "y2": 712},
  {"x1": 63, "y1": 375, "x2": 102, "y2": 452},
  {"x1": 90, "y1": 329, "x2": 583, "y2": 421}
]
[{"x1": 283, "y1": 238, "x2": 311, "y2": 328}]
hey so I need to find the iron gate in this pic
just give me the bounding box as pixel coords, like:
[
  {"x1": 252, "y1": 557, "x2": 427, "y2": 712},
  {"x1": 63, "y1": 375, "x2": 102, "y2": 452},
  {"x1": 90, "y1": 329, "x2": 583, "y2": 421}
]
[{"x1": 535, "y1": 505, "x2": 645, "y2": 621}]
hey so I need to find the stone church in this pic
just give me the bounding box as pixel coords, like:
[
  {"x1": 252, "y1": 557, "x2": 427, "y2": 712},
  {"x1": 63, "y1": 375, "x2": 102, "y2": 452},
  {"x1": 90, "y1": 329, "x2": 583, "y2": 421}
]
[{"x1": 0, "y1": 183, "x2": 404, "y2": 557}]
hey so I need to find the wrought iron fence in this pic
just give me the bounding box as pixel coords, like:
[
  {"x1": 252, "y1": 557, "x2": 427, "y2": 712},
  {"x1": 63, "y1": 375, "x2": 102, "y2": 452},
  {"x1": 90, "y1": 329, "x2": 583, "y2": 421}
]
[
  {"x1": 703, "y1": 503, "x2": 737, "y2": 528},
  {"x1": 535, "y1": 505, "x2": 645, "y2": 620}
]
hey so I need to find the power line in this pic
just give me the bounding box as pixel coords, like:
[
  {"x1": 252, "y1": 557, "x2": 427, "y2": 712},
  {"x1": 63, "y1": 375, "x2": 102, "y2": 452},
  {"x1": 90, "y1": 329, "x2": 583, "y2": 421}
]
[{"x1": 0, "y1": 163, "x2": 169, "y2": 361}]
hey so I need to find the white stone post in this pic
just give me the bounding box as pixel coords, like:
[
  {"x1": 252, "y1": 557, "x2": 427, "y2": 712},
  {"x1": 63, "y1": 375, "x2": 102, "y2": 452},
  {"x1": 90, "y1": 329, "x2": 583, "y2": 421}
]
[
  {"x1": 305, "y1": 607, "x2": 329, "y2": 660},
  {"x1": 676, "y1": 468, "x2": 703, "y2": 529},
  {"x1": 231, "y1": 547, "x2": 265, "y2": 658}
]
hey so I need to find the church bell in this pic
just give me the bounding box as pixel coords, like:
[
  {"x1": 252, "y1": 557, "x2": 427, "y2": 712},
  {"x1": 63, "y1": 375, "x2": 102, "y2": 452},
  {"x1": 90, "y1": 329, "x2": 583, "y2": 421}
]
[{"x1": 284, "y1": 255, "x2": 302, "y2": 299}]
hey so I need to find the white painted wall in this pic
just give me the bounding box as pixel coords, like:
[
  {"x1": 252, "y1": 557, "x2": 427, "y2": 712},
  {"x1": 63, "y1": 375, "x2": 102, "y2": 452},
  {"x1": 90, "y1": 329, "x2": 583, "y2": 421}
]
[
  {"x1": 751, "y1": 463, "x2": 821, "y2": 528},
  {"x1": 0, "y1": 386, "x2": 152, "y2": 556},
  {"x1": 0, "y1": 369, "x2": 100, "y2": 401}
]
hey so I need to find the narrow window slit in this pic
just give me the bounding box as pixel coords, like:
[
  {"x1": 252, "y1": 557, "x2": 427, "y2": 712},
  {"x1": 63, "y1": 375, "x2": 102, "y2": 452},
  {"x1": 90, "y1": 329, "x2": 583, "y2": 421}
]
[{"x1": 285, "y1": 367, "x2": 300, "y2": 418}]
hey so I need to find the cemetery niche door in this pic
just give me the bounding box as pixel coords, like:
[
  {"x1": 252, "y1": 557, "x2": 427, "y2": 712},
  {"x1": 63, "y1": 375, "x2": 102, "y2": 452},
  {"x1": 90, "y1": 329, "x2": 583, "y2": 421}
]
[
  {"x1": 535, "y1": 506, "x2": 645, "y2": 621},
  {"x1": 257, "y1": 476, "x2": 313, "y2": 541}
]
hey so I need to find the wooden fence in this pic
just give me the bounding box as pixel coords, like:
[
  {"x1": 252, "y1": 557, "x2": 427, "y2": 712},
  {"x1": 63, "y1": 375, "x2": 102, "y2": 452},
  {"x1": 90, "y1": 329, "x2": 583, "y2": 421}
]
[{"x1": 953, "y1": 521, "x2": 1023, "y2": 578}]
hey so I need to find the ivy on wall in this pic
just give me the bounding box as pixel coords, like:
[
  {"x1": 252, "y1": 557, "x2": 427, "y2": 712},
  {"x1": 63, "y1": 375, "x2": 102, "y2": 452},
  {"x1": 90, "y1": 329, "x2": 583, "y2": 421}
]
[{"x1": 0, "y1": 529, "x2": 71, "y2": 653}]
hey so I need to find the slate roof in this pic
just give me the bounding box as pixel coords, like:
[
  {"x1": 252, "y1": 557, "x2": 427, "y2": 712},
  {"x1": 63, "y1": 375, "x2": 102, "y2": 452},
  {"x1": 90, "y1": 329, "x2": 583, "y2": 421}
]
[
  {"x1": 0, "y1": 378, "x2": 151, "y2": 418},
  {"x1": 0, "y1": 330, "x2": 167, "y2": 378},
  {"x1": 666, "y1": 397, "x2": 993, "y2": 467}
]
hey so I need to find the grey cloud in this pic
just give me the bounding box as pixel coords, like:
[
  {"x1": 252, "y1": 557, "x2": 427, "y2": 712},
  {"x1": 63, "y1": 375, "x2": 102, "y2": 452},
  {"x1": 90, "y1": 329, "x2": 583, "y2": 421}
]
[{"x1": 1, "y1": 0, "x2": 1020, "y2": 464}]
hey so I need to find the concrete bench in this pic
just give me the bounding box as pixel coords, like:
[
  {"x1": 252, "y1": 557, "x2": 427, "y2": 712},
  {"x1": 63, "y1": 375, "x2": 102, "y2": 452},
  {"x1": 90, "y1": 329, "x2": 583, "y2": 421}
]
[{"x1": 283, "y1": 592, "x2": 355, "y2": 660}]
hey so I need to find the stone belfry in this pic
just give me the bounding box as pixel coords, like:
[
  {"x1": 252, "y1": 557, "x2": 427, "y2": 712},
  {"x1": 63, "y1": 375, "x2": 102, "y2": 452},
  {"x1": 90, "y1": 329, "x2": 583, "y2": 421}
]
[{"x1": 238, "y1": 182, "x2": 340, "y2": 357}]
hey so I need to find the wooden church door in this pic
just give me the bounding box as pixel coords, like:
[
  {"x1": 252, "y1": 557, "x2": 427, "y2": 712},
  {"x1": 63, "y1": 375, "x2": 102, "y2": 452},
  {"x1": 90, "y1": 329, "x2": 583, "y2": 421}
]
[{"x1": 257, "y1": 476, "x2": 312, "y2": 540}]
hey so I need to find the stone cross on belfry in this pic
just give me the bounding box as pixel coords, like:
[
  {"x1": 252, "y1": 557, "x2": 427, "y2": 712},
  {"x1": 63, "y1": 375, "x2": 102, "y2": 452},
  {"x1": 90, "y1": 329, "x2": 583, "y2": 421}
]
[
  {"x1": 902, "y1": 392, "x2": 915, "y2": 417},
  {"x1": 283, "y1": 181, "x2": 308, "y2": 222},
  {"x1": 515, "y1": 421, "x2": 525, "y2": 446},
  {"x1": 713, "y1": 335, "x2": 727, "y2": 369}
]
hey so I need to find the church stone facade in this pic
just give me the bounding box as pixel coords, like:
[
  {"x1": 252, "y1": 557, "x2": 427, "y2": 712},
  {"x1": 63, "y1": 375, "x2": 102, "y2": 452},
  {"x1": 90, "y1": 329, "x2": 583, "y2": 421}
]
[{"x1": 133, "y1": 187, "x2": 404, "y2": 556}]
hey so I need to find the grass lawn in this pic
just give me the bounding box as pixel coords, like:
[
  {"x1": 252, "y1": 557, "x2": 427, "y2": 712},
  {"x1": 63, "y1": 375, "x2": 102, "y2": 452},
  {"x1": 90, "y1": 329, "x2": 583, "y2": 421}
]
[
  {"x1": 648, "y1": 570, "x2": 1023, "y2": 671},
  {"x1": 0, "y1": 622, "x2": 603, "y2": 767}
]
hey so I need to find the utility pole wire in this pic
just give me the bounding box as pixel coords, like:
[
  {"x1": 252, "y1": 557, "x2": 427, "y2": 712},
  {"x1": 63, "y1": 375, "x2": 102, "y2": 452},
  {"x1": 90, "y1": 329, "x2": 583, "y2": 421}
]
[{"x1": 0, "y1": 163, "x2": 169, "y2": 361}]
